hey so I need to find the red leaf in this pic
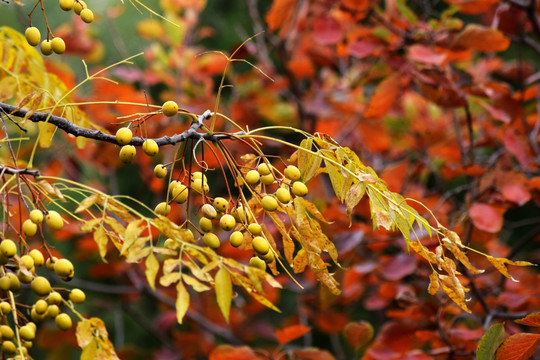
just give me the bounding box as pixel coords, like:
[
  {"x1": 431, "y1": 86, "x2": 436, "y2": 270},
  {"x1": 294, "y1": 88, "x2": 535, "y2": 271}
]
[
  {"x1": 291, "y1": 348, "x2": 336, "y2": 360},
  {"x1": 469, "y1": 203, "x2": 503, "y2": 233},
  {"x1": 452, "y1": 25, "x2": 510, "y2": 52},
  {"x1": 408, "y1": 45, "x2": 447, "y2": 65},
  {"x1": 348, "y1": 40, "x2": 378, "y2": 59},
  {"x1": 313, "y1": 15, "x2": 342, "y2": 45},
  {"x1": 503, "y1": 129, "x2": 531, "y2": 170},
  {"x1": 515, "y1": 313, "x2": 540, "y2": 328},
  {"x1": 363, "y1": 75, "x2": 401, "y2": 119},
  {"x1": 479, "y1": 101, "x2": 511, "y2": 123},
  {"x1": 275, "y1": 324, "x2": 311, "y2": 345},
  {"x1": 381, "y1": 253, "x2": 417, "y2": 281},
  {"x1": 209, "y1": 345, "x2": 261, "y2": 360},
  {"x1": 502, "y1": 184, "x2": 531, "y2": 206},
  {"x1": 495, "y1": 333, "x2": 540, "y2": 360},
  {"x1": 343, "y1": 321, "x2": 374, "y2": 349}
]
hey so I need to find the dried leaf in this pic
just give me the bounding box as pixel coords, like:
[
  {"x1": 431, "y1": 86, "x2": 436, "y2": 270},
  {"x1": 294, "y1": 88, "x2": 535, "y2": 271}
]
[
  {"x1": 477, "y1": 322, "x2": 505, "y2": 360},
  {"x1": 428, "y1": 271, "x2": 440, "y2": 295},
  {"x1": 75, "y1": 194, "x2": 100, "y2": 213},
  {"x1": 293, "y1": 248, "x2": 308, "y2": 273},
  {"x1": 215, "y1": 267, "x2": 233, "y2": 323},
  {"x1": 486, "y1": 256, "x2": 534, "y2": 282},
  {"x1": 93, "y1": 225, "x2": 109, "y2": 262}
]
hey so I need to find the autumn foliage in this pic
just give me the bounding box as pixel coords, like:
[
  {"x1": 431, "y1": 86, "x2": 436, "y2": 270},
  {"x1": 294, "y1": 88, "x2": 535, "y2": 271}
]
[{"x1": 0, "y1": 0, "x2": 540, "y2": 359}]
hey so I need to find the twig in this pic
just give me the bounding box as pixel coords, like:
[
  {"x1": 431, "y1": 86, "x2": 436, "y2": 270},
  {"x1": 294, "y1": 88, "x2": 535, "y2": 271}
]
[{"x1": 0, "y1": 166, "x2": 40, "y2": 177}]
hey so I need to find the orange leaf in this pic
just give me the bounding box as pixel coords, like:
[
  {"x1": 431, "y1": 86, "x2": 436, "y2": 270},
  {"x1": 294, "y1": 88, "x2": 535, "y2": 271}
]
[
  {"x1": 275, "y1": 324, "x2": 311, "y2": 345},
  {"x1": 469, "y1": 203, "x2": 503, "y2": 233},
  {"x1": 209, "y1": 345, "x2": 261, "y2": 360},
  {"x1": 343, "y1": 321, "x2": 374, "y2": 349},
  {"x1": 444, "y1": 0, "x2": 499, "y2": 14},
  {"x1": 266, "y1": 0, "x2": 297, "y2": 36},
  {"x1": 495, "y1": 333, "x2": 540, "y2": 360},
  {"x1": 452, "y1": 25, "x2": 510, "y2": 52},
  {"x1": 515, "y1": 313, "x2": 540, "y2": 327},
  {"x1": 502, "y1": 185, "x2": 531, "y2": 206},
  {"x1": 363, "y1": 75, "x2": 400, "y2": 119}
]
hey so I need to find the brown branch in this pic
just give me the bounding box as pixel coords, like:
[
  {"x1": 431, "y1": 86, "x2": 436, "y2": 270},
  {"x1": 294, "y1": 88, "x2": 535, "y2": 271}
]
[{"x1": 0, "y1": 103, "x2": 245, "y2": 146}]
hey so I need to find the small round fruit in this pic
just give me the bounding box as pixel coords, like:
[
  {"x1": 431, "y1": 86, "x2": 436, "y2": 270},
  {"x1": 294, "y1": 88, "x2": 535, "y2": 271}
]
[
  {"x1": 26, "y1": 322, "x2": 36, "y2": 333},
  {"x1": 73, "y1": 0, "x2": 86, "y2": 14},
  {"x1": 171, "y1": 184, "x2": 189, "y2": 203},
  {"x1": 115, "y1": 127, "x2": 132, "y2": 145},
  {"x1": 29, "y1": 249, "x2": 44, "y2": 267},
  {"x1": 247, "y1": 223, "x2": 262, "y2": 235},
  {"x1": 249, "y1": 256, "x2": 266, "y2": 271},
  {"x1": 59, "y1": 0, "x2": 74, "y2": 11},
  {"x1": 51, "y1": 37, "x2": 66, "y2": 54},
  {"x1": 229, "y1": 231, "x2": 243, "y2": 247},
  {"x1": 154, "y1": 202, "x2": 171, "y2": 216},
  {"x1": 291, "y1": 181, "x2": 308, "y2": 197},
  {"x1": 199, "y1": 217, "x2": 213, "y2": 233},
  {"x1": 8, "y1": 273, "x2": 20, "y2": 291},
  {"x1": 54, "y1": 258, "x2": 74, "y2": 278},
  {"x1": 154, "y1": 164, "x2": 167, "y2": 178},
  {"x1": 47, "y1": 291, "x2": 62, "y2": 305},
  {"x1": 20, "y1": 255, "x2": 35, "y2": 270},
  {"x1": 55, "y1": 313, "x2": 72, "y2": 331},
  {"x1": 25, "y1": 27, "x2": 41, "y2": 46},
  {"x1": 259, "y1": 249, "x2": 275, "y2": 263},
  {"x1": 182, "y1": 229, "x2": 194, "y2": 242},
  {"x1": 29, "y1": 209, "x2": 44, "y2": 224},
  {"x1": 18, "y1": 270, "x2": 33, "y2": 284},
  {"x1": 47, "y1": 304, "x2": 60, "y2": 318},
  {"x1": 219, "y1": 214, "x2": 236, "y2": 231},
  {"x1": 162, "y1": 100, "x2": 178, "y2": 117},
  {"x1": 45, "y1": 210, "x2": 63, "y2": 230},
  {"x1": 257, "y1": 163, "x2": 271, "y2": 176},
  {"x1": 213, "y1": 197, "x2": 229, "y2": 212},
  {"x1": 19, "y1": 325, "x2": 35, "y2": 341},
  {"x1": 0, "y1": 301, "x2": 11, "y2": 315},
  {"x1": 0, "y1": 276, "x2": 10, "y2": 291},
  {"x1": 119, "y1": 145, "x2": 136, "y2": 163},
  {"x1": 284, "y1": 165, "x2": 301, "y2": 181},
  {"x1": 46, "y1": 257, "x2": 57, "y2": 271},
  {"x1": 40, "y1": 40, "x2": 53, "y2": 56},
  {"x1": 22, "y1": 219, "x2": 38, "y2": 237},
  {"x1": 201, "y1": 204, "x2": 217, "y2": 219},
  {"x1": 142, "y1": 139, "x2": 159, "y2": 156},
  {"x1": 260, "y1": 173, "x2": 275, "y2": 185},
  {"x1": 31, "y1": 308, "x2": 45, "y2": 322},
  {"x1": 168, "y1": 180, "x2": 179, "y2": 194},
  {"x1": 2, "y1": 340, "x2": 16, "y2": 353},
  {"x1": 191, "y1": 178, "x2": 209, "y2": 194},
  {"x1": 245, "y1": 170, "x2": 260, "y2": 185},
  {"x1": 70, "y1": 288, "x2": 86, "y2": 304},
  {"x1": 35, "y1": 299, "x2": 48, "y2": 315},
  {"x1": 252, "y1": 236, "x2": 269, "y2": 255},
  {"x1": 80, "y1": 8, "x2": 94, "y2": 23},
  {"x1": 0, "y1": 239, "x2": 17, "y2": 257},
  {"x1": 202, "y1": 233, "x2": 220, "y2": 249},
  {"x1": 191, "y1": 171, "x2": 207, "y2": 182},
  {"x1": 261, "y1": 195, "x2": 278, "y2": 211},
  {"x1": 31, "y1": 276, "x2": 52, "y2": 296},
  {"x1": 276, "y1": 187, "x2": 291, "y2": 204},
  {"x1": 1, "y1": 325, "x2": 14, "y2": 339}
]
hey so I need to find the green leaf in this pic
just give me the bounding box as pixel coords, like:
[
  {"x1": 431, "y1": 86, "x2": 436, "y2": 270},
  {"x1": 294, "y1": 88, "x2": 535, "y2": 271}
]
[
  {"x1": 477, "y1": 322, "x2": 505, "y2": 360},
  {"x1": 215, "y1": 267, "x2": 232, "y2": 323}
]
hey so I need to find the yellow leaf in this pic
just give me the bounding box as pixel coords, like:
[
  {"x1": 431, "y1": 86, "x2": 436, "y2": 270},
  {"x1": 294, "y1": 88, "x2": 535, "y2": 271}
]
[
  {"x1": 486, "y1": 256, "x2": 534, "y2": 282},
  {"x1": 293, "y1": 248, "x2": 308, "y2": 273},
  {"x1": 159, "y1": 272, "x2": 181, "y2": 287},
  {"x1": 93, "y1": 225, "x2": 109, "y2": 262},
  {"x1": 75, "y1": 194, "x2": 100, "y2": 213},
  {"x1": 345, "y1": 181, "x2": 366, "y2": 222},
  {"x1": 80, "y1": 339, "x2": 98, "y2": 360},
  {"x1": 79, "y1": 218, "x2": 101, "y2": 233},
  {"x1": 76, "y1": 319, "x2": 94, "y2": 349},
  {"x1": 38, "y1": 121, "x2": 56, "y2": 148},
  {"x1": 215, "y1": 267, "x2": 233, "y2": 323},
  {"x1": 442, "y1": 237, "x2": 484, "y2": 274},
  {"x1": 182, "y1": 274, "x2": 211, "y2": 292},
  {"x1": 428, "y1": 271, "x2": 439, "y2": 295},
  {"x1": 324, "y1": 159, "x2": 345, "y2": 199},
  {"x1": 440, "y1": 275, "x2": 471, "y2": 313},
  {"x1": 121, "y1": 219, "x2": 144, "y2": 254},
  {"x1": 297, "y1": 138, "x2": 322, "y2": 182},
  {"x1": 145, "y1": 253, "x2": 159, "y2": 290},
  {"x1": 176, "y1": 281, "x2": 190, "y2": 324}
]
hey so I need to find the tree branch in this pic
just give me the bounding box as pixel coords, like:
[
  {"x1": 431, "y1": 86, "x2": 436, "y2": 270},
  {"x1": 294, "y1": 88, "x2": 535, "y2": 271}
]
[
  {"x1": 0, "y1": 103, "x2": 245, "y2": 146},
  {"x1": 0, "y1": 165, "x2": 41, "y2": 177}
]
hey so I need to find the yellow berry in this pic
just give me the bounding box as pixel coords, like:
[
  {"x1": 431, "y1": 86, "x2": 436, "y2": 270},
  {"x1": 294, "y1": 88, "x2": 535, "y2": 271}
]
[
  {"x1": 182, "y1": 229, "x2": 194, "y2": 242},
  {"x1": 284, "y1": 165, "x2": 301, "y2": 181},
  {"x1": 0, "y1": 276, "x2": 10, "y2": 291},
  {"x1": 202, "y1": 233, "x2": 220, "y2": 249},
  {"x1": 0, "y1": 301, "x2": 11, "y2": 315},
  {"x1": 257, "y1": 163, "x2": 271, "y2": 176},
  {"x1": 0, "y1": 239, "x2": 17, "y2": 257},
  {"x1": 40, "y1": 40, "x2": 53, "y2": 56},
  {"x1": 19, "y1": 325, "x2": 35, "y2": 341},
  {"x1": 45, "y1": 210, "x2": 64, "y2": 230},
  {"x1": 142, "y1": 139, "x2": 159, "y2": 156},
  {"x1": 51, "y1": 37, "x2": 66, "y2": 54},
  {"x1": 55, "y1": 313, "x2": 72, "y2": 331},
  {"x1": 229, "y1": 231, "x2": 243, "y2": 247},
  {"x1": 191, "y1": 178, "x2": 209, "y2": 194},
  {"x1": 164, "y1": 238, "x2": 179, "y2": 250},
  {"x1": 31, "y1": 276, "x2": 51, "y2": 296},
  {"x1": 69, "y1": 288, "x2": 86, "y2": 304},
  {"x1": 162, "y1": 100, "x2": 179, "y2": 117},
  {"x1": 291, "y1": 181, "x2": 308, "y2": 197},
  {"x1": 25, "y1": 27, "x2": 41, "y2": 46},
  {"x1": 1, "y1": 325, "x2": 14, "y2": 339},
  {"x1": 154, "y1": 164, "x2": 167, "y2": 178},
  {"x1": 154, "y1": 202, "x2": 171, "y2": 216},
  {"x1": 259, "y1": 249, "x2": 275, "y2": 263},
  {"x1": 247, "y1": 223, "x2": 262, "y2": 235},
  {"x1": 31, "y1": 308, "x2": 46, "y2": 322},
  {"x1": 29, "y1": 209, "x2": 44, "y2": 224},
  {"x1": 219, "y1": 214, "x2": 236, "y2": 231},
  {"x1": 17, "y1": 270, "x2": 33, "y2": 284},
  {"x1": 47, "y1": 304, "x2": 60, "y2": 318},
  {"x1": 35, "y1": 299, "x2": 48, "y2": 314},
  {"x1": 59, "y1": 0, "x2": 74, "y2": 11},
  {"x1": 115, "y1": 127, "x2": 132, "y2": 145},
  {"x1": 245, "y1": 170, "x2": 260, "y2": 185},
  {"x1": 260, "y1": 173, "x2": 275, "y2": 185},
  {"x1": 73, "y1": 0, "x2": 86, "y2": 14},
  {"x1": 201, "y1": 204, "x2": 217, "y2": 219},
  {"x1": 276, "y1": 187, "x2": 291, "y2": 204},
  {"x1": 249, "y1": 256, "x2": 266, "y2": 271},
  {"x1": 2, "y1": 340, "x2": 15, "y2": 353},
  {"x1": 171, "y1": 184, "x2": 189, "y2": 203},
  {"x1": 22, "y1": 219, "x2": 38, "y2": 237},
  {"x1": 25, "y1": 322, "x2": 36, "y2": 334},
  {"x1": 191, "y1": 171, "x2": 208, "y2": 182},
  {"x1": 47, "y1": 291, "x2": 62, "y2": 305},
  {"x1": 213, "y1": 197, "x2": 229, "y2": 212},
  {"x1": 199, "y1": 217, "x2": 213, "y2": 233},
  {"x1": 20, "y1": 254, "x2": 35, "y2": 271},
  {"x1": 261, "y1": 195, "x2": 278, "y2": 211},
  {"x1": 46, "y1": 257, "x2": 57, "y2": 271},
  {"x1": 29, "y1": 249, "x2": 44, "y2": 267},
  {"x1": 252, "y1": 236, "x2": 269, "y2": 255},
  {"x1": 54, "y1": 258, "x2": 74, "y2": 278},
  {"x1": 80, "y1": 8, "x2": 94, "y2": 23},
  {"x1": 119, "y1": 145, "x2": 136, "y2": 163},
  {"x1": 8, "y1": 273, "x2": 20, "y2": 291},
  {"x1": 168, "y1": 180, "x2": 179, "y2": 194}
]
